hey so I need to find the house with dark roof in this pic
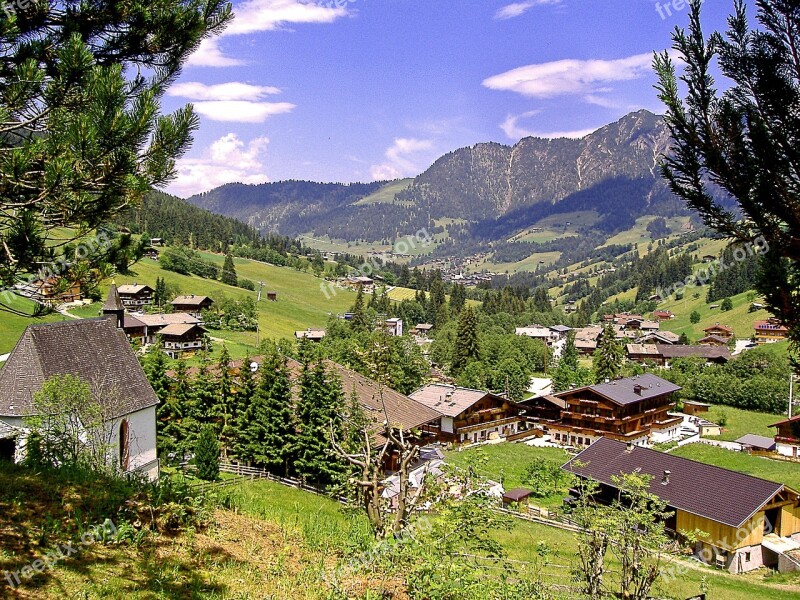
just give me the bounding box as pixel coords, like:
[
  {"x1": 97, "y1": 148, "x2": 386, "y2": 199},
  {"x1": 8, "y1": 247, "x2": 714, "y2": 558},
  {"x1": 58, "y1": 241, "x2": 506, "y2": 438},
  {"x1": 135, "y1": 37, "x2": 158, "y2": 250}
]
[
  {"x1": 770, "y1": 414, "x2": 800, "y2": 459},
  {"x1": 159, "y1": 323, "x2": 207, "y2": 359},
  {"x1": 697, "y1": 335, "x2": 731, "y2": 347},
  {"x1": 563, "y1": 438, "x2": 800, "y2": 573},
  {"x1": 170, "y1": 295, "x2": 213, "y2": 318},
  {"x1": 655, "y1": 344, "x2": 731, "y2": 366},
  {"x1": 548, "y1": 374, "x2": 683, "y2": 448},
  {"x1": 0, "y1": 319, "x2": 159, "y2": 479},
  {"x1": 410, "y1": 384, "x2": 525, "y2": 444},
  {"x1": 117, "y1": 283, "x2": 154, "y2": 309},
  {"x1": 704, "y1": 323, "x2": 734, "y2": 341}
]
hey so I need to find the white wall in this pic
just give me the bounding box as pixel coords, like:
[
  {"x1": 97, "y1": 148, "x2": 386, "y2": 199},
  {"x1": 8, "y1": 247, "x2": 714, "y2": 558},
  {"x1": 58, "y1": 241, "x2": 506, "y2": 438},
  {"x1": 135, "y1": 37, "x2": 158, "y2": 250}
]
[
  {"x1": 109, "y1": 406, "x2": 159, "y2": 480},
  {"x1": 441, "y1": 417, "x2": 454, "y2": 434}
]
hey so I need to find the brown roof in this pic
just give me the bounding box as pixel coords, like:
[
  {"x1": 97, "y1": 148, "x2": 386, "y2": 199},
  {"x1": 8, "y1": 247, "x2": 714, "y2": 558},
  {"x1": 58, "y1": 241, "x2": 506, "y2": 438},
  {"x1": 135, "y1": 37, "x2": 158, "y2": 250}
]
[
  {"x1": 0, "y1": 319, "x2": 158, "y2": 418},
  {"x1": 171, "y1": 295, "x2": 212, "y2": 306},
  {"x1": 135, "y1": 313, "x2": 200, "y2": 327},
  {"x1": 704, "y1": 324, "x2": 733, "y2": 333},
  {"x1": 563, "y1": 438, "x2": 789, "y2": 528},
  {"x1": 410, "y1": 384, "x2": 498, "y2": 418},
  {"x1": 159, "y1": 323, "x2": 206, "y2": 337},
  {"x1": 656, "y1": 344, "x2": 731, "y2": 361},
  {"x1": 769, "y1": 414, "x2": 800, "y2": 428},
  {"x1": 286, "y1": 359, "x2": 442, "y2": 434},
  {"x1": 117, "y1": 284, "x2": 154, "y2": 295}
]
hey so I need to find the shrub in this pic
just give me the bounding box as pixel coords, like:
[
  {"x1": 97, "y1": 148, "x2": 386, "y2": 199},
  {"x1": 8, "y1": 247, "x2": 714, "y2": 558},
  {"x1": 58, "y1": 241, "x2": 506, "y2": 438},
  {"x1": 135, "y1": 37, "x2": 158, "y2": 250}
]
[{"x1": 195, "y1": 426, "x2": 220, "y2": 481}]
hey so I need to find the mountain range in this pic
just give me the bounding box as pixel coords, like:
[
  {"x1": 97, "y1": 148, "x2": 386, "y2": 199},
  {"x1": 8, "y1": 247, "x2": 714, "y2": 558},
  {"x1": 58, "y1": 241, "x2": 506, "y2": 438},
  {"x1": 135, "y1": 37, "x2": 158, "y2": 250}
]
[{"x1": 187, "y1": 110, "x2": 693, "y2": 252}]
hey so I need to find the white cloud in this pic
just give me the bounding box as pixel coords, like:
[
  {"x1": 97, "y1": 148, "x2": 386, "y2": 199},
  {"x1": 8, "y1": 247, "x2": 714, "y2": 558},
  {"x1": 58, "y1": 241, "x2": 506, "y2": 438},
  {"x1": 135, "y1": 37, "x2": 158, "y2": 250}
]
[
  {"x1": 227, "y1": 0, "x2": 351, "y2": 35},
  {"x1": 187, "y1": 38, "x2": 244, "y2": 67},
  {"x1": 370, "y1": 138, "x2": 434, "y2": 181},
  {"x1": 168, "y1": 81, "x2": 294, "y2": 123},
  {"x1": 494, "y1": 1, "x2": 562, "y2": 20},
  {"x1": 169, "y1": 134, "x2": 270, "y2": 197},
  {"x1": 188, "y1": 1, "x2": 352, "y2": 67},
  {"x1": 483, "y1": 52, "x2": 654, "y2": 101},
  {"x1": 192, "y1": 100, "x2": 295, "y2": 122},
  {"x1": 168, "y1": 81, "x2": 282, "y2": 101},
  {"x1": 501, "y1": 110, "x2": 598, "y2": 140}
]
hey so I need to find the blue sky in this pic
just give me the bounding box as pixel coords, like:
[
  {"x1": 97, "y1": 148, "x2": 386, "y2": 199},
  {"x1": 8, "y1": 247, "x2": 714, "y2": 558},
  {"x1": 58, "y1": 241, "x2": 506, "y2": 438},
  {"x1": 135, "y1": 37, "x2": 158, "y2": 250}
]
[{"x1": 163, "y1": 0, "x2": 734, "y2": 197}]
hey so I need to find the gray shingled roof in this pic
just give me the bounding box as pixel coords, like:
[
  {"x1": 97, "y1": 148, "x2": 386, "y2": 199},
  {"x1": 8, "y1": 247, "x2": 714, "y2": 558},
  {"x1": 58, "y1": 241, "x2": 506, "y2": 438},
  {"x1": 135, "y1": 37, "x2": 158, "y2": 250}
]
[
  {"x1": 0, "y1": 319, "x2": 159, "y2": 419},
  {"x1": 563, "y1": 438, "x2": 788, "y2": 528},
  {"x1": 735, "y1": 434, "x2": 777, "y2": 451},
  {"x1": 656, "y1": 344, "x2": 731, "y2": 361}
]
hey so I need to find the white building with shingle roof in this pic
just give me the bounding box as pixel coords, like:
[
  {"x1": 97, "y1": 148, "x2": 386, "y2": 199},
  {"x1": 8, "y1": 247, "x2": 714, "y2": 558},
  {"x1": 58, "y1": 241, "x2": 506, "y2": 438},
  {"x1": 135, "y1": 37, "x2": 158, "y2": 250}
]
[{"x1": 0, "y1": 318, "x2": 159, "y2": 479}]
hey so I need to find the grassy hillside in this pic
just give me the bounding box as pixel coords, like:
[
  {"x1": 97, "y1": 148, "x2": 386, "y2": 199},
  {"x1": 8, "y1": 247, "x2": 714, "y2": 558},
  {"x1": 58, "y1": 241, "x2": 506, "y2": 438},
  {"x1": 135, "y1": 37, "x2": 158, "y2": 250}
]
[
  {"x1": 353, "y1": 178, "x2": 414, "y2": 205},
  {"x1": 658, "y1": 289, "x2": 771, "y2": 341},
  {"x1": 1, "y1": 254, "x2": 357, "y2": 359}
]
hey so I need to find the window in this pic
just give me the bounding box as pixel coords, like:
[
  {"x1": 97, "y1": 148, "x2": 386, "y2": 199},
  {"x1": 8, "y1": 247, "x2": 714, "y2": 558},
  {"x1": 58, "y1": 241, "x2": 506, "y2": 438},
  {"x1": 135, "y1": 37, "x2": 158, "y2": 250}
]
[
  {"x1": 744, "y1": 552, "x2": 751, "y2": 562},
  {"x1": 119, "y1": 419, "x2": 130, "y2": 471}
]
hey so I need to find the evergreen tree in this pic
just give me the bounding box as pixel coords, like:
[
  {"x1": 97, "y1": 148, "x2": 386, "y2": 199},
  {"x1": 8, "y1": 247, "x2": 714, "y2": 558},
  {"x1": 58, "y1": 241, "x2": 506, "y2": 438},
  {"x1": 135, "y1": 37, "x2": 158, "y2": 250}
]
[
  {"x1": 232, "y1": 355, "x2": 257, "y2": 461},
  {"x1": 220, "y1": 251, "x2": 238, "y2": 287},
  {"x1": 154, "y1": 277, "x2": 167, "y2": 308},
  {"x1": 452, "y1": 305, "x2": 481, "y2": 374},
  {"x1": 427, "y1": 275, "x2": 447, "y2": 323},
  {"x1": 655, "y1": 0, "x2": 800, "y2": 346},
  {"x1": 167, "y1": 359, "x2": 198, "y2": 462},
  {"x1": 192, "y1": 351, "x2": 218, "y2": 431},
  {"x1": 449, "y1": 283, "x2": 467, "y2": 315},
  {"x1": 195, "y1": 425, "x2": 220, "y2": 481},
  {"x1": 721, "y1": 297, "x2": 733, "y2": 312},
  {"x1": 215, "y1": 346, "x2": 236, "y2": 458},
  {"x1": 295, "y1": 361, "x2": 345, "y2": 488},
  {"x1": 255, "y1": 354, "x2": 296, "y2": 477},
  {"x1": 351, "y1": 287, "x2": 369, "y2": 332},
  {"x1": 593, "y1": 324, "x2": 624, "y2": 383},
  {"x1": 690, "y1": 310, "x2": 701, "y2": 324},
  {"x1": 551, "y1": 331, "x2": 594, "y2": 393},
  {"x1": 0, "y1": 1, "x2": 232, "y2": 301}
]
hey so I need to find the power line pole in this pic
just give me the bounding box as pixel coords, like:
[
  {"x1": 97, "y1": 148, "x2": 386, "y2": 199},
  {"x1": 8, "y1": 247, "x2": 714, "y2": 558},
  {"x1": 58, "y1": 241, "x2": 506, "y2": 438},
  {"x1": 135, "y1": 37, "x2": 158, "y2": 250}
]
[
  {"x1": 257, "y1": 281, "x2": 264, "y2": 302},
  {"x1": 790, "y1": 373, "x2": 794, "y2": 418}
]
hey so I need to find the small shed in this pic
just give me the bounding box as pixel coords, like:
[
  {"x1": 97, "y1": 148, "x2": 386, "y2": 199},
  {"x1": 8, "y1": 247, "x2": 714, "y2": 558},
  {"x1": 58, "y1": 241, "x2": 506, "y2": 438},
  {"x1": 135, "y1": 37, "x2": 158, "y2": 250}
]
[
  {"x1": 502, "y1": 488, "x2": 532, "y2": 508},
  {"x1": 267, "y1": 291, "x2": 277, "y2": 301},
  {"x1": 682, "y1": 400, "x2": 710, "y2": 416},
  {"x1": 735, "y1": 434, "x2": 777, "y2": 453}
]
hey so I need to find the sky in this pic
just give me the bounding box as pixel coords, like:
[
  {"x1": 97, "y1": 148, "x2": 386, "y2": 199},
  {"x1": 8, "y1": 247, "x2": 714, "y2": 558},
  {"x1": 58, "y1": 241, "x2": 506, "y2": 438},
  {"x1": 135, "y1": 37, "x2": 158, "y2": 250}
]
[{"x1": 162, "y1": 0, "x2": 735, "y2": 198}]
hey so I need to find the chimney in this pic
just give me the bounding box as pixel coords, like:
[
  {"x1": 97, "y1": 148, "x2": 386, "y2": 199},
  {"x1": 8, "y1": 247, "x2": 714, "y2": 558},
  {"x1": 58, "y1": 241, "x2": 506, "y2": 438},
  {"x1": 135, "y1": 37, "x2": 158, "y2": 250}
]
[
  {"x1": 633, "y1": 384, "x2": 643, "y2": 396},
  {"x1": 625, "y1": 441, "x2": 634, "y2": 453},
  {"x1": 661, "y1": 470, "x2": 671, "y2": 485}
]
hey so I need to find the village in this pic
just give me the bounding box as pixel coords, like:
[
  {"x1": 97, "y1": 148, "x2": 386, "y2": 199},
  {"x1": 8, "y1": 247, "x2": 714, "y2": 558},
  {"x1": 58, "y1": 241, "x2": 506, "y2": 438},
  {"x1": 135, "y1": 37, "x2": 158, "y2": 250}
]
[{"x1": 2, "y1": 265, "x2": 800, "y2": 585}]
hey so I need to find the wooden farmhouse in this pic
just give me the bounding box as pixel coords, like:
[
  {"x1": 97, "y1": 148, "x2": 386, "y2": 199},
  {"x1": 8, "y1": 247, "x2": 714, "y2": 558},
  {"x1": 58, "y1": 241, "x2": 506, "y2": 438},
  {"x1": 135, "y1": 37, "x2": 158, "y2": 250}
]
[
  {"x1": 21, "y1": 276, "x2": 82, "y2": 306},
  {"x1": 754, "y1": 318, "x2": 789, "y2": 344},
  {"x1": 409, "y1": 384, "x2": 525, "y2": 444},
  {"x1": 116, "y1": 283, "x2": 154, "y2": 309},
  {"x1": 0, "y1": 319, "x2": 159, "y2": 480},
  {"x1": 548, "y1": 374, "x2": 683, "y2": 447},
  {"x1": 770, "y1": 414, "x2": 800, "y2": 459},
  {"x1": 171, "y1": 295, "x2": 214, "y2": 318},
  {"x1": 703, "y1": 323, "x2": 734, "y2": 341},
  {"x1": 563, "y1": 438, "x2": 800, "y2": 574},
  {"x1": 159, "y1": 323, "x2": 207, "y2": 359}
]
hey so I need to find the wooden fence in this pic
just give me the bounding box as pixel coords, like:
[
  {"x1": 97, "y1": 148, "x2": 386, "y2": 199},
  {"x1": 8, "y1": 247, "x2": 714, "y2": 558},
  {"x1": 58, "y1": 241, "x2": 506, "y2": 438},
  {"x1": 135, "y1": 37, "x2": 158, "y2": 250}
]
[{"x1": 186, "y1": 461, "x2": 350, "y2": 505}]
